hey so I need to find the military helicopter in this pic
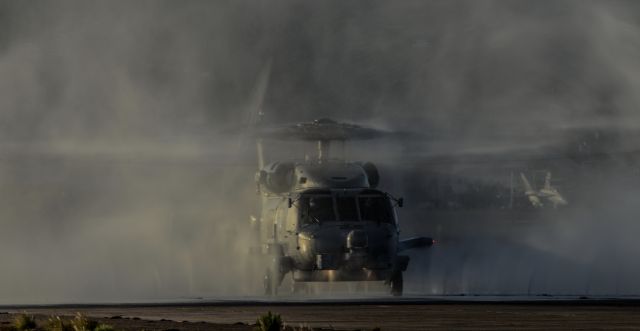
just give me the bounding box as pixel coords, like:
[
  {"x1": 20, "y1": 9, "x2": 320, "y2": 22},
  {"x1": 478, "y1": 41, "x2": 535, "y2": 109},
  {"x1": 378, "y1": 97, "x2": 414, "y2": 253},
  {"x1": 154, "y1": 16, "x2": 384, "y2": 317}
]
[
  {"x1": 249, "y1": 117, "x2": 434, "y2": 296},
  {"x1": 520, "y1": 171, "x2": 568, "y2": 208}
]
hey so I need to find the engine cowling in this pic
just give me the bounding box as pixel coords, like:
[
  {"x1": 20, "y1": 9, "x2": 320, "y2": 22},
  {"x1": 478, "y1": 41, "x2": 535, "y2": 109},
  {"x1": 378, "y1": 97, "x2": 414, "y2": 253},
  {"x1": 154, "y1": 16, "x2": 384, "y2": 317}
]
[{"x1": 257, "y1": 162, "x2": 295, "y2": 193}]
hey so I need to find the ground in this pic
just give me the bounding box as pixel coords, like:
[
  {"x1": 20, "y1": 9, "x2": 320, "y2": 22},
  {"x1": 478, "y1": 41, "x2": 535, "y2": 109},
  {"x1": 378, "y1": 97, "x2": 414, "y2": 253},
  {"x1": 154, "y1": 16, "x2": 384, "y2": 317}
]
[{"x1": 3, "y1": 298, "x2": 640, "y2": 330}]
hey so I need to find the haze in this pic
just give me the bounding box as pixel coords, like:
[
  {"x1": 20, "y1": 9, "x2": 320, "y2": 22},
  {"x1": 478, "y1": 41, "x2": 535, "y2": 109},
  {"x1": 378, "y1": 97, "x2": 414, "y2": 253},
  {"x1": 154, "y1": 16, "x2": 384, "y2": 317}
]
[{"x1": 1, "y1": 1, "x2": 640, "y2": 303}]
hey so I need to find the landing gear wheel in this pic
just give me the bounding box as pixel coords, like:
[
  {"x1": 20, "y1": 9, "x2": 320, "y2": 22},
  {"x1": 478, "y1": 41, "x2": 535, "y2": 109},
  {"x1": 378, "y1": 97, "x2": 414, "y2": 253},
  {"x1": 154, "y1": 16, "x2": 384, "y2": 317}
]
[{"x1": 390, "y1": 272, "x2": 403, "y2": 297}]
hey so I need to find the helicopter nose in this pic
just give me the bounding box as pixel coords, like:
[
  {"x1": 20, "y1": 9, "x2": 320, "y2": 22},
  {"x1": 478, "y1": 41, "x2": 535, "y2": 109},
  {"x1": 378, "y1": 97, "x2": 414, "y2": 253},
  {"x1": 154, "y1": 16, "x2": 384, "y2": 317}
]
[{"x1": 346, "y1": 230, "x2": 368, "y2": 249}]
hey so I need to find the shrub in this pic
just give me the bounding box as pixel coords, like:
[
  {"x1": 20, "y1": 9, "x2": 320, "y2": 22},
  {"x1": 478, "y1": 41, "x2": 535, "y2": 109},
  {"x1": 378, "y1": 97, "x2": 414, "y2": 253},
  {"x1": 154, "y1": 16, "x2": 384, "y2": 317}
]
[
  {"x1": 14, "y1": 314, "x2": 36, "y2": 331},
  {"x1": 45, "y1": 316, "x2": 73, "y2": 331},
  {"x1": 256, "y1": 311, "x2": 282, "y2": 331},
  {"x1": 93, "y1": 324, "x2": 114, "y2": 331},
  {"x1": 70, "y1": 313, "x2": 98, "y2": 331}
]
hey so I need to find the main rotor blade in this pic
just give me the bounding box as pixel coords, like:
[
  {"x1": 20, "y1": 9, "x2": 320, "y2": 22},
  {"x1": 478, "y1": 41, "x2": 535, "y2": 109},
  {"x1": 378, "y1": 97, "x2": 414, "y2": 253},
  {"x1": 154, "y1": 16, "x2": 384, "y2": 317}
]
[
  {"x1": 0, "y1": 140, "x2": 256, "y2": 166},
  {"x1": 256, "y1": 118, "x2": 390, "y2": 141}
]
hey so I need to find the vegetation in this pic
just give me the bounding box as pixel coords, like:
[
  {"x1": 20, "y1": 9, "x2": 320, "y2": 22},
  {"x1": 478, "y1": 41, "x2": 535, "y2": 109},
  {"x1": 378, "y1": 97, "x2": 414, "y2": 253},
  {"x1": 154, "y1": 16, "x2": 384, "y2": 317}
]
[
  {"x1": 256, "y1": 311, "x2": 283, "y2": 331},
  {"x1": 288, "y1": 325, "x2": 313, "y2": 331},
  {"x1": 69, "y1": 313, "x2": 98, "y2": 331},
  {"x1": 13, "y1": 314, "x2": 36, "y2": 331},
  {"x1": 43, "y1": 314, "x2": 111, "y2": 331},
  {"x1": 91, "y1": 325, "x2": 114, "y2": 331},
  {"x1": 45, "y1": 316, "x2": 73, "y2": 331}
]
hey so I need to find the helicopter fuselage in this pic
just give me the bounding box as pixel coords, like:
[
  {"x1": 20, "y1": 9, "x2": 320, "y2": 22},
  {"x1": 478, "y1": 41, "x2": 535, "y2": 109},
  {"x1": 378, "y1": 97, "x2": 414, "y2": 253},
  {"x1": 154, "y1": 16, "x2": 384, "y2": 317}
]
[
  {"x1": 266, "y1": 188, "x2": 403, "y2": 281},
  {"x1": 254, "y1": 160, "x2": 427, "y2": 295}
]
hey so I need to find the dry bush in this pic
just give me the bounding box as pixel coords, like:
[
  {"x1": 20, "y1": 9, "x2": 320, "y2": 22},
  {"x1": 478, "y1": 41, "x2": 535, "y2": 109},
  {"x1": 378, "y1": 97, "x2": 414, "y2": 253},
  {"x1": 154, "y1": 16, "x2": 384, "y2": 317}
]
[
  {"x1": 256, "y1": 311, "x2": 283, "y2": 331},
  {"x1": 13, "y1": 314, "x2": 36, "y2": 331}
]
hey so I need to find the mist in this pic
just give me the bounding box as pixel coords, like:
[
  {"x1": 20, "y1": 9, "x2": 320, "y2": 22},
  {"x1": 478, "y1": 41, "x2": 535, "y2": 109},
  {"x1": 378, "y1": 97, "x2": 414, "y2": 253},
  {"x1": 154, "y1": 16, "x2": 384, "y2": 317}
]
[{"x1": 1, "y1": 0, "x2": 640, "y2": 303}]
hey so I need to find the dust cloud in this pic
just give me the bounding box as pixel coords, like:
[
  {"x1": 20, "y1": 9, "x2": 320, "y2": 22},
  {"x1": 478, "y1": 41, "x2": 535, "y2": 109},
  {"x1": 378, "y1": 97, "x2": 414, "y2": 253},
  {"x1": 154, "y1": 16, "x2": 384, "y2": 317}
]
[{"x1": 1, "y1": 1, "x2": 640, "y2": 303}]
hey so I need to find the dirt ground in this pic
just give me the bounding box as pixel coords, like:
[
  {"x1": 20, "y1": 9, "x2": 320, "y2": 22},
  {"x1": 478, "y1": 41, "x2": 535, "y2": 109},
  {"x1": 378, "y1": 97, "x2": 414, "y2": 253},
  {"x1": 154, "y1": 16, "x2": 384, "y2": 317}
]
[{"x1": 3, "y1": 301, "x2": 640, "y2": 330}]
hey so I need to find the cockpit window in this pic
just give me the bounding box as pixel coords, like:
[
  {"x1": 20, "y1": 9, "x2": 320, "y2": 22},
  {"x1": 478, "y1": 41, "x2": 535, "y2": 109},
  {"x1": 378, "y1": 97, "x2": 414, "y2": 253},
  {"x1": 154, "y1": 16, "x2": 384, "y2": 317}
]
[
  {"x1": 336, "y1": 197, "x2": 359, "y2": 221},
  {"x1": 359, "y1": 196, "x2": 394, "y2": 223},
  {"x1": 300, "y1": 196, "x2": 335, "y2": 225},
  {"x1": 299, "y1": 192, "x2": 395, "y2": 225}
]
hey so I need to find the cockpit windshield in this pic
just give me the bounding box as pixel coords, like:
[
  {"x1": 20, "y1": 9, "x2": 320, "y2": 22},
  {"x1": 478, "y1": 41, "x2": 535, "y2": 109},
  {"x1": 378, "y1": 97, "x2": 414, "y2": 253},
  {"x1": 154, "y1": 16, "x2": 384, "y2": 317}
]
[
  {"x1": 359, "y1": 196, "x2": 394, "y2": 223},
  {"x1": 336, "y1": 197, "x2": 359, "y2": 221},
  {"x1": 300, "y1": 196, "x2": 334, "y2": 225},
  {"x1": 299, "y1": 191, "x2": 395, "y2": 225}
]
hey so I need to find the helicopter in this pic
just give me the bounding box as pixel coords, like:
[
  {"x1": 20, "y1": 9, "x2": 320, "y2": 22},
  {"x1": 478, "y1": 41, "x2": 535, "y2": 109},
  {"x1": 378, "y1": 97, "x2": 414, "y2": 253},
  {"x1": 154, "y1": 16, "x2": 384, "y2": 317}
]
[
  {"x1": 249, "y1": 117, "x2": 434, "y2": 296},
  {"x1": 520, "y1": 171, "x2": 568, "y2": 208}
]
